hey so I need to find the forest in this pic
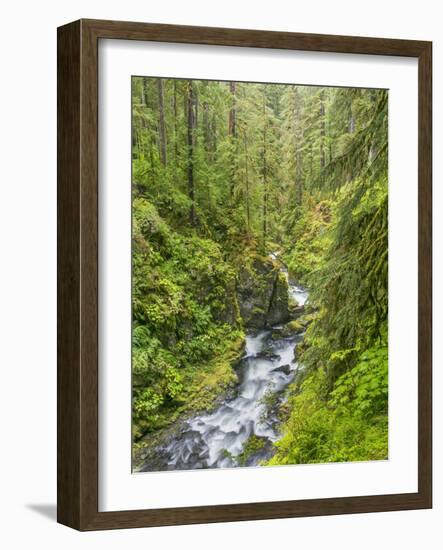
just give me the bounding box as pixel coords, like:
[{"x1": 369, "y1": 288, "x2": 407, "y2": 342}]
[{"x1": 131, "y1": 76, "x2": 388, "y2": 470}]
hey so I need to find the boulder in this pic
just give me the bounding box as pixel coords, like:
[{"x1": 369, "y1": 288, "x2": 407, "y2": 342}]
[
  {"x1": 212, "y1": 274, "x2": 241, "y2": 326},
  {"x1": 267, "y1": 271, "x2": 290, "y2": 326},
  {"x1": 297, "y1": 312, "x2": 318, "y2": 328},
  {"x1": 280, "y1": 319, "x2": 305, "y2": 337},
  {"x1": 237, "y1": 254, "x2": 280, "y2": 328},
  {"x1": 272, "y1": 363, "x2": 291, "y2": 375},
  {"x1": 256, "y1": 350, "x2": 281, "y2": 361},
  {"x1": 289, "y1": 302, "x2": 305, "y2": 320},
  {"x1": 236, "y1": 253, "x2": 290, "y2": 329}
]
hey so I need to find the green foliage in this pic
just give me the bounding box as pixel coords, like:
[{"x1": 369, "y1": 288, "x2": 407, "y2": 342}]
[
  {"x1": 132, "y1": 198, "x2": 244, "y2": 438},
  {"x1": 268, "y1": 340, "x2": 388, "y2": 465},
  {"x1": 131, "y1": 76, "x2": 389, "y2": 466},
  {"x1": 330, "y1": 342, "x2": 388, "y2": 418},
  {"x1": 266, "y1": 84, "x2": 389, "y2": 466},
  {"x1": 300, "y1": 177, "x2": 388, "y2": 385},
  {"x1": 283, "y1": 199, "x2": 332, "y2": 283}
]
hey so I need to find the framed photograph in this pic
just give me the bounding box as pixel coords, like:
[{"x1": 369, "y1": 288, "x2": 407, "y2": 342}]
[{"x1": 57, "y1": 19, "x2": 432, "y2": 530}]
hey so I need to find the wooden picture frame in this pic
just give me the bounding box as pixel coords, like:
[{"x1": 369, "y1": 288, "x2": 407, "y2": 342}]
[{"x1": 57, "y1": 18, "x2": 432, "y2": 530}]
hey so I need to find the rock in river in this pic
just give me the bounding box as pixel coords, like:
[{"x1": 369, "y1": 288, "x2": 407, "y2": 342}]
[{"x1": 237, "y1": 254, "x2": 289, "y2": 329}]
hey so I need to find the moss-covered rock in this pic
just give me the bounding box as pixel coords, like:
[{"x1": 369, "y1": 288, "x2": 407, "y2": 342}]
[
  {"x1": 270, "y1": 319, "x2": 305, "y2": 340},
  {"x1": 236, "y1": 253, "x2": 289, "y2": 329},
  {"x1": 267, "y1": 271, "x2": 289, "y2": 326},
  {"x1": 237, "y1": 434, "x2": 268, "y2": 466},
  {"x1": 283, "y1": 319, "x2": 305, "y2": 335},
  {"x1": 236, "y1": 254, "x2": 279, "y2": 328},
  {"x1": 272, "y1": 363, "x2": 292, "y2": 375},
  {"x1": 288, "y1": 299, "x2": 304, "y2": 320},
  {"x1": 297, "y1": 312, "x2": 318, "y2": 328}
]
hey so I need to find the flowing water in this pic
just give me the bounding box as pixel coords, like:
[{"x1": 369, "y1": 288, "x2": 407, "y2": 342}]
[{"x1": 140, "y1": 280, "x2": 308, "y2": 472}]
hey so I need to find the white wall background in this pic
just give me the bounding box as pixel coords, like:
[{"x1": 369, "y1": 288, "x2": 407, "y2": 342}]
[{"x1": 0, "y1": 0, "x2": 441, "y2": 547}]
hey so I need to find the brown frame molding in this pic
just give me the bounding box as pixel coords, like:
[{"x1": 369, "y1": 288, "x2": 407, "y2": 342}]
[{"x1": 57, "y1": 19, "x2": 432, "y2": 530}]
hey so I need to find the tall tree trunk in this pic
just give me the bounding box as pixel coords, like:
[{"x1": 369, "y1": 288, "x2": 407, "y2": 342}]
[
  {"x1": 349, "y1": 114, "x2": 356, "y2": 134},
  {"x1": 211, "y1": 114, "x2": 217, "y2": 160},
  {"x1": 173, "y1": 80, "x2": 178, "y2": 162},
  {"x1": 228, "y1": 82, "x2": 237, "y2": 200},
  {"x1": 187, "y1": 80, "x2": 196, "y2": 225},
  {"x1": 347, "y1": 105, "x2": 355, "y2": 181},
  {"x1": 194, "y1": 91, "x2": 199, "y2": 139},
  {"x1": 157, "y1": 78, "x2": 167, "y2": 166},
  {"x1": 262, "y1": 90, "x2": 268, "y2": 249},
  {"x1": 141, "y1": 78, "x2": 154, "y2": 184},
  {"x1": 203, "y1": 101, "x2": 210, "y2": 153},
  {"x1": 202, "y1": 99, "x2": 211, "y2": 211},
  {"x1": 296, "y1": 147, "x2": 303, "y2": 206},
  {"x1": 309, "y1": 141, "x2": 314, "y2": 180},
  {"x1": 228, "y1": 82, "x2": 237, "y2": 138},
  {"x1": 242, "y1": 128, "x2": 251, "y2": 234},
  {"x1": 143, "y1": 78, "x2": 149, "y2": 108},
  {"x1": 319, "y1": 92, "x2": 326, "y2": 169},
  {"x1": 293, "y1": 88, "x2": 303, "y2": 207}
]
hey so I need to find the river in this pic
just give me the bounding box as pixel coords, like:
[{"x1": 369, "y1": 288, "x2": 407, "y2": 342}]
[{"x1": 139, "y1": 280, "x2": 308, "y2": 472}]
